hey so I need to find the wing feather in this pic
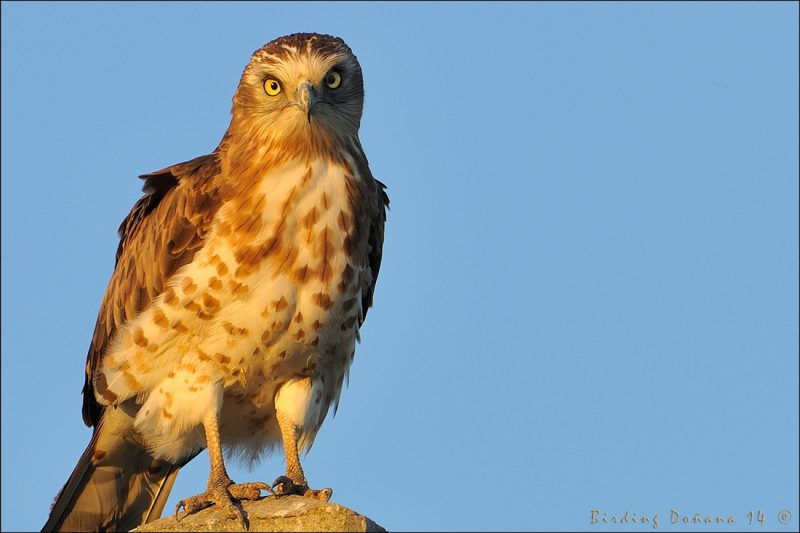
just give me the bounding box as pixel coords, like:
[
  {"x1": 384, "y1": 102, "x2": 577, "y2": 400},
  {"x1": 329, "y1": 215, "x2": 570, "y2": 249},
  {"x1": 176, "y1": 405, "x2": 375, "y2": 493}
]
[
  {"x1": 81, "y1": 153, "x2": 223, "y2": 427},
  {"x1": 361, "y1": 179, "x2": 389, "y2": 325}
]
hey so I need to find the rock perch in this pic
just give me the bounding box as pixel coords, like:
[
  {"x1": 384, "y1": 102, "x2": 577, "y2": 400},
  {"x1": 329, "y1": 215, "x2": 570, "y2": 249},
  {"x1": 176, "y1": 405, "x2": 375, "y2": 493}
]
[{"x1": 132, "y1": 495, "x2": 386, "y2": 532}]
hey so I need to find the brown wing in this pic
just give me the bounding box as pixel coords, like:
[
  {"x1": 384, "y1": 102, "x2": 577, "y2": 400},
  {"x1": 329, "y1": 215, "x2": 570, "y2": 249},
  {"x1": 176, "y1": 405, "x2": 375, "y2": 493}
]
[
  {"x1": 361, "y1": 178, "x2": 389, "y2": 326},
  {"x1": 81, "y1": 153, "x2": 224, "y2": 427}
]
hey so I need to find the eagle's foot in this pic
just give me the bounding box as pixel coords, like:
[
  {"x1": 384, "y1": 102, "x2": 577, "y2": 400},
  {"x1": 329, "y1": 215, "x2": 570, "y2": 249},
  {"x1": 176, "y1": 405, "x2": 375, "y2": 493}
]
[
  {"x1": 174, "y1": 480, "x2": 272, "y2": 530},
  {"x1": 272, "y1": 475, "x2": 333, "y2": 501}
]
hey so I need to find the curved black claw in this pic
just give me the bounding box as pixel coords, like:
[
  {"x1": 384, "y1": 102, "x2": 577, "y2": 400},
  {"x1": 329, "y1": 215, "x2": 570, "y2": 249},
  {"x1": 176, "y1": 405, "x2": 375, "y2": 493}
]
[
  {"x1": 272, "y1": 475, "x2": 301, "y2": 497},
  {"x1": 271, "y1": 476, "x2": 332, "y2": 501},
  {"x1": 174, "y1": 501, "x2": 185, "y2": 523},
  {"x1": 174, "y1": 496, "x2": 213, "y2": 523}
]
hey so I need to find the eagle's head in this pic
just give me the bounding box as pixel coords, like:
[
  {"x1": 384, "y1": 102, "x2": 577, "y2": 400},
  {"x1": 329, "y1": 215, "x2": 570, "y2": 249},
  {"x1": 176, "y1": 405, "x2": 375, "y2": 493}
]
[{"x1": 226, "y1": 33, "x2": 365, "y2": 163}]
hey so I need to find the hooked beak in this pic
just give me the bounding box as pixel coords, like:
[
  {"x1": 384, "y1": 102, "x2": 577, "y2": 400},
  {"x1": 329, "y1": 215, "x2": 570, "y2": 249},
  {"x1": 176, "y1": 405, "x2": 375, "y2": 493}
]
[{"x1": 296, "y1": 81, "x2": 318, "y2": 123}]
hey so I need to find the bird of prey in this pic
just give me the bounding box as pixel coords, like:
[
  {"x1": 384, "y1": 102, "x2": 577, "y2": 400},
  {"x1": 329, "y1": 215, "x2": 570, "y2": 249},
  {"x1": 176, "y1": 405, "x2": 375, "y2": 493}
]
[{"x1": 42, "y1": 32, "x2": 388, "y2": 532}]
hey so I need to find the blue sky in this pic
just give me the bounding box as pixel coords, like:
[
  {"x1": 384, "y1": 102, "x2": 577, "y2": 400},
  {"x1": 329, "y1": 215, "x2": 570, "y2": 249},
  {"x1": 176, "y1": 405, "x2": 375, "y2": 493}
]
[{"x1": 2, "y1": 2, "x2": 798, "y2": 532}]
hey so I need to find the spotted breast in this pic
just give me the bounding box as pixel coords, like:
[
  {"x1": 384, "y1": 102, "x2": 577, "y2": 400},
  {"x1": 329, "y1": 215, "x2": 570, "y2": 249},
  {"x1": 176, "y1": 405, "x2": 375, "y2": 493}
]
[{"x1": 95, "y1": 156, "x2": 373, "y2": 464}]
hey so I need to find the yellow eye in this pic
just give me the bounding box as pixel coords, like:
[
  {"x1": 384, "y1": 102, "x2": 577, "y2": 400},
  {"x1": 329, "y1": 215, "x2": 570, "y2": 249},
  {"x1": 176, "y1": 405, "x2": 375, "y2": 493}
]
[
  {"x1": 264, "y1": 78, "x2": 281, "y2": 96},
  {"x1": 325, "y1": 71, "x2": 342, "y2": 89}
]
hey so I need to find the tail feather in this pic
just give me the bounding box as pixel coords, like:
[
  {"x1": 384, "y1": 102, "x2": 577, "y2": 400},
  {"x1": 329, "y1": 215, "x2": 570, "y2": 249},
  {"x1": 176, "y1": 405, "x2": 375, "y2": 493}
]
[{"x1": 42, "y1": 407, "x2": 182, "y2": 532}]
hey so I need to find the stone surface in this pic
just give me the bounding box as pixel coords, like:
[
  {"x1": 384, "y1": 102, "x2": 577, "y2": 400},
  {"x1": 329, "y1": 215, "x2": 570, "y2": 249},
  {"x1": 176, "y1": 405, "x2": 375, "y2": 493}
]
[{"x1": 132, "y1": 495, "x2": 385, "y2": 532}]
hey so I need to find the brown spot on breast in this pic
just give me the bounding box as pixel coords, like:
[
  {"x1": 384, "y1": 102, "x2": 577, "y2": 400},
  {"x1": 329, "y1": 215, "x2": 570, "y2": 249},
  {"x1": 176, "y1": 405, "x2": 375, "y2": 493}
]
[
  {"x1": 216, "y1": 353, "x2": 231, "y2": 366},
  {"x1": 164, "y1": 288, "x2": 179, "y2": 307},
  {"x1": 184, "y1": 300, "x2": 201, "y2": 312},
  {"x1": 147, "y1": 342, "x2": 159, "y2": 353},
  {"x1": 293, "y1": 264, "x2": 309, "y2": 284},
  {"x1": 203, "y1": 293, "x2": 220, "y2": 311},
  {"x1": 274, "y1": 296, "x2": 288, "y2": 311},
  {"x1": 341, "y1": 315, "x2": 357, "y2": 331},
  {"x1": 172, "y1": 320, "x2": 188, "y2": 333},
  {"x1": 196, "y1": 375, "x2": 211, "y2": 384},
  {"x1": 316, "y1": 227, "x2": 334, "y2": 282},
  {"x1": 162, "y1": 409, "x2": 173, "y2": 419},
  {"x1": 216, "y1": 261, "x2": 229, "y2": 277},
  {"x1": 261, "y1": 329, "x2": 272, "y2": 342},
  {"x1": 294, "y1": 312, "x2": 303, "y2": 323},
  {"x1": 198, "y1": 349, "x2": 212, "y2": 362},
  {"x1": 167, "y1": 371, "x2": 175, "y2": 378},
  {"x1": 92, "y1": 449, "x2": 107, "y2": 461},
  {"x1": 164, "y1": 391, "x2": 173, "y2": 407},
  {"x1": 278, "y1": 350, "x2": 287, "y2": 358},
  {"x1": 96, "y1": 373, "x2": 118, "y2": 404},
  {"x1": 229, "y1": 279, "x2": 249, "y2": 296},
  {"x1": 222, "y1": 322, "x2": 248, "y2": 336},
  {"x1": 119, "y1": 360, "x2": 131, "y2": 371},
  {"x1": 294, "y1": 329, "x2": 306, "y2": 341},
  {"x1": 312, "y1": 319, "x2": 323, "y2": 330},
  {"x1": 153, "y1": 308, "x2": 169, "y2": 328},
  {"x1": 188, "y1": 386, "x2": 198, "y2": 392},
  {"x1": 209, "y1": 276, "x2": 223, "y2": 291},
  {"x1": 310, "y1": 337, "x2": 320, "y2": 347},
  {"x1": 181, "y1": 277, "x2": 197, "y2": 294},
  {"x1": 313, "y1": 292, "x2": 334, "y2": 310},
  {"x1": 132, "y1": 327, "x2": 148, "y2": 348}
]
